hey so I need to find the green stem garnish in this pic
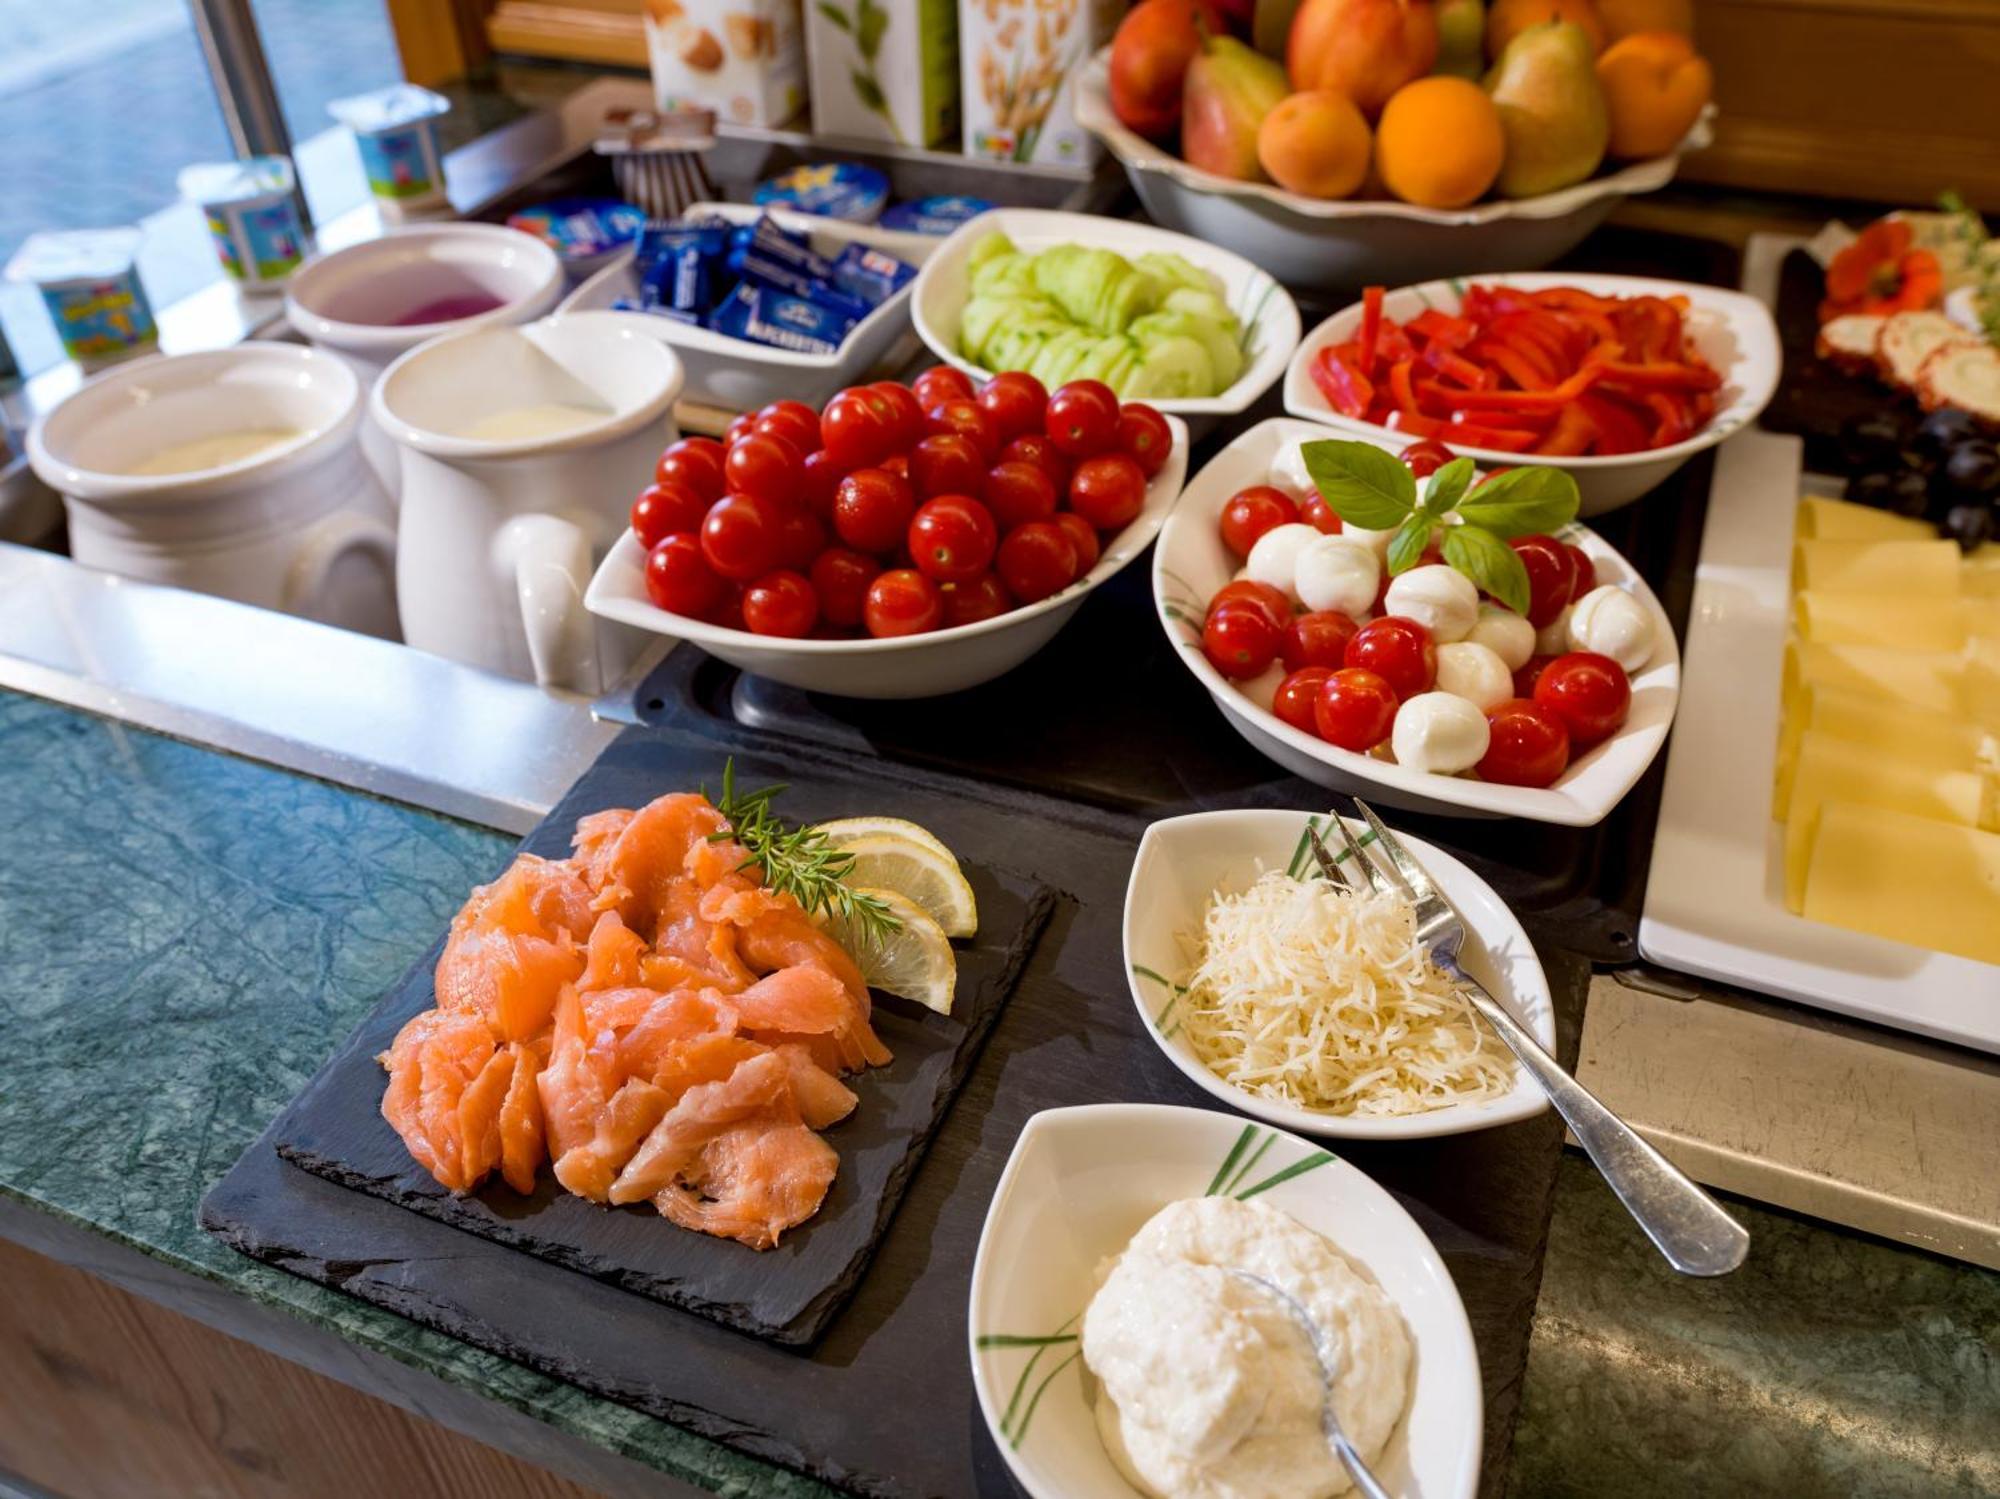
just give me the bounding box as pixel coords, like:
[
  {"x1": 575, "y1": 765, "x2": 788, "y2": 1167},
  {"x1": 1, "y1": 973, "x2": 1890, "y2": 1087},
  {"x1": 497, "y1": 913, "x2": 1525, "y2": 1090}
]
[{"x1": 706, "y1": 760, "x2": 902, "y2": 942}]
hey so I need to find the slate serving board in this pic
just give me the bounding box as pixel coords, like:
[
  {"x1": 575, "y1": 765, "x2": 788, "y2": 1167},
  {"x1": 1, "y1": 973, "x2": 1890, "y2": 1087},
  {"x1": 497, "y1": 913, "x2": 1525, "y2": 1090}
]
[
  {"x1": 204, "y1": 728, "x2": 1589, "y2": 1499},
  {"x1": 270, "y1": 738, "x2": 1054, "y2": 1347}
]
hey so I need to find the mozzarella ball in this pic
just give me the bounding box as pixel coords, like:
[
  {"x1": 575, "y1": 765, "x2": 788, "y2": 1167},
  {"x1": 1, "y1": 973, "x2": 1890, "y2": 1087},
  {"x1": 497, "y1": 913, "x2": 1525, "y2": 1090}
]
[
  {"x1": 1434, "y1": 641, "x2": 1513, "y2": 711},
  {"x1": 1567, "y1": 585, "x2": 1657, "y2": 673},
  {"x1": 1468, "y1": 603, "x2": 1536, "y2": 672},
  {"x1": 1339, "y1": 522, "x2": 1397, "y2": 561},
  {"x1": 1383, "y1": 564, "x2": 1479, "y2": 642},
  {"x1": 1294, "y1": 536, "x2": 1379, "y2": 618},
  {"x1": 1392, "y1": 692, "x2": 1492, "y2": 775},
  {"x1": 1267, "y1": 442, "x2": 1316, "y2": 502},
  {"x1": 1244, "y1": 522, "x2": 1322, "y2": 603},
  {"x1": 1536, "y1": 603, "x2": 1574, "y2": 657}
]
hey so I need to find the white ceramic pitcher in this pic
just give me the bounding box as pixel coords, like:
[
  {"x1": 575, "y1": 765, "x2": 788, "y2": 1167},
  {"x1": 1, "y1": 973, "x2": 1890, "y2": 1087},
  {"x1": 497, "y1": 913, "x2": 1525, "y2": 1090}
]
[
  {"x1": 373, "y1": 312, "x2": 683, "y2": 693},
  {"x1": 27, "y1": 343, "x2": 398, "y2": 637}
]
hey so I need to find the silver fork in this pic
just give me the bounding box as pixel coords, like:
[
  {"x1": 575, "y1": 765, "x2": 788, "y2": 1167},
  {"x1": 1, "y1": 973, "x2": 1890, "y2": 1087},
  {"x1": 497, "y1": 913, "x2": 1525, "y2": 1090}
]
[{"x1": 1306, "y1": 807, "x2": 1750, "y2": 1278}]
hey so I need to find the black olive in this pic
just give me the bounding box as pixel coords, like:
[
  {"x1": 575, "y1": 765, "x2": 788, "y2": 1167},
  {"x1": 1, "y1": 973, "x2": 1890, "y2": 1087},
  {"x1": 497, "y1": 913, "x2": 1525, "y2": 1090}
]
[
  {"x1": 1942, "y1": 440, "x2": 2000, "y2": 497},
  {"x1": 1848, "y1": 470, "x2": 1897, "y2": 509},
  {"x1": 1944, "y1": 502, "x2": 1995, "y2": 552},
  {"x1": 1916, "y1": 406, "x2": 1982, "y2": 456},
  {"x1": 1890, "y1": 469, "x2": 1933, "y2": 517},
  {"x1": 1841, "y1": 412, "x2": 1908, "y2": 469},
  {"x1": 1894, "y1": 448, "x2": 1934, "y2": 475}
]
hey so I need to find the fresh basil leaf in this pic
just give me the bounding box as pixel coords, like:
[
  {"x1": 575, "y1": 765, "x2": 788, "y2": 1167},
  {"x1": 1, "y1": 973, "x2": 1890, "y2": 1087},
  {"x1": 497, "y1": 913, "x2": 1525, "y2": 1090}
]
[
  {"x1": 1454, "y1": 466, "x2": 1581, "y2": 538},
  {"x1": 1300, "y1": 439, "x2": 1416, "y2": 530},
  {"x1": 1386, "y1": 515, "x2": 1437, "y2": 577},
  {"x1": 1442, "y1": 524, "x2": 1530, "y2": 616},
  {"x1": 1421, "y1": 456, "x2": 1475, "y2": 516}
]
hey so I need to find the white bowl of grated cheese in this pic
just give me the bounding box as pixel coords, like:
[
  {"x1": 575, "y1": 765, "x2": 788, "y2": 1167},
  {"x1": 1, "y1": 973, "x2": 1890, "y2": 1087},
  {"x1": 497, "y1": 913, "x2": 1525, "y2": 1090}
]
[{"x1": 1123, "y1": 808, "x2": 1556, "y2": 1141}]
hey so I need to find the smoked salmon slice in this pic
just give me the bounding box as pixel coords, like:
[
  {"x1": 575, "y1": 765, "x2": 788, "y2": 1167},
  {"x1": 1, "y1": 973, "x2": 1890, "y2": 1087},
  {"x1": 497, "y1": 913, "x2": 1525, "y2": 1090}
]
[
  {"x1": 553, "y1": 1077, "x2": 672, "y2": 1202},
  {"x1": 578, "y1": 911, "x2": 647, "y2": 992},
  {"x1": 435, "y1": 854, "x2": 592, "y2": 1042},
  {"x1": 655, "y1": 1121, "x2": 839, "y2": 1251}
]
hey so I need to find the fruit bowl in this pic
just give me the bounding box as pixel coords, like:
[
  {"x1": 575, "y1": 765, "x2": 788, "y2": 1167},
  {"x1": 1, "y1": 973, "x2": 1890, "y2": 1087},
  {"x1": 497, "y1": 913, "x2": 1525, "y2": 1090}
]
[
  {"x1": 584, "y1": 417, "x2": 1189, "y2": 699},
  {"x1": 1073, "y1": 49, "x2": 1715, "y2": 294},
  {"x1": 1153, "y1": 417, "x2": 1680, "y2": 824},
  {"x1": 909, "y1": 207, "x2": 1301, "y2": 429},
  {"x1": 1283, "y1": 272, "x2": 1782, "y2": 516}
]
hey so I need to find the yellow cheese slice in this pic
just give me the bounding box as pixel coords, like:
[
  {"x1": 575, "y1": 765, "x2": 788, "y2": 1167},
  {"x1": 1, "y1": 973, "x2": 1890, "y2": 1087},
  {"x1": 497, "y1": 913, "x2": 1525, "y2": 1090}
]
[
  {"x1": 1784, "y1": 639, "x2": 1967, "y2": 718},
  {"x1": 1794, "y1": 592, "x2": 1965, "y2": 651},
  {"x1": 1965, "y1": 548, "x2": 2000, "y2": 597},
  {"x1": 1796, "y1": 496, "x2": 1937, "y2": 542},
  {"x1": 1963, "y1": 598, "x2": 2000, "y2": 638},
  {"x1": 1801, "y1": 802, "x2": 2000, "y2": 965},
  {"x1": 1792, "y1": 539, "x2": 1963, "y2": 596},
  {"x1": 1773, "y1": 681, "x2": 1995, "y2": 815},
  {"x1": 1780, "y1": 731, "x2": 1981, "y2": 911}
]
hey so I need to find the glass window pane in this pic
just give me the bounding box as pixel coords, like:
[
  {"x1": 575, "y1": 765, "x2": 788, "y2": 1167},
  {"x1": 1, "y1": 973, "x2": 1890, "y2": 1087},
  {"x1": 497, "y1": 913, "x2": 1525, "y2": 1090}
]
[{"x1": 249, "y1": 0, "x2": 405, "y2": 227}]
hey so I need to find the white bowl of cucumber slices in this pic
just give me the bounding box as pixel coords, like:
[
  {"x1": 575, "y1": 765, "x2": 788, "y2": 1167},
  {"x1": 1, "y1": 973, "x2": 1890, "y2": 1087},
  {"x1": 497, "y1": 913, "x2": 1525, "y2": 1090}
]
[{"x1": 910, "y1": 208, "x2": 1301, "y2": 427}]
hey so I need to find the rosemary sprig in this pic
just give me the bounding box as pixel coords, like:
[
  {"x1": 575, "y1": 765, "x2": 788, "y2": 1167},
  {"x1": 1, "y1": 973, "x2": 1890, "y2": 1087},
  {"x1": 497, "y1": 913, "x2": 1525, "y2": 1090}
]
[{"x1": 705, "y1": 761, "x2": 903, "y2": 942}]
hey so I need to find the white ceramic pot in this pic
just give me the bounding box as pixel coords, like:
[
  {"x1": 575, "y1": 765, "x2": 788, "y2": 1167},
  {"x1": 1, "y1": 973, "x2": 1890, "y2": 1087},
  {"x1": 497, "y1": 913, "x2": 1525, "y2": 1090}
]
[
  {"x1": 374, "y1": 311, "x2": 684, "y2": 693},
  {"x1": 26, "y1": 342, "x2": 397, "y2": 637},
  {"x1": 286, "y1": 223, "x2": 565, "y2": 494}
]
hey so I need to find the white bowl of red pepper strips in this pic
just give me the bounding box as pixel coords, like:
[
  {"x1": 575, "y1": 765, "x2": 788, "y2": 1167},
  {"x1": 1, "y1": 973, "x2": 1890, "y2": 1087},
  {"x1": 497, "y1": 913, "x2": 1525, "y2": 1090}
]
[{"x1": 1282, "y1": 272, "x2": 1780, "y2": 517}]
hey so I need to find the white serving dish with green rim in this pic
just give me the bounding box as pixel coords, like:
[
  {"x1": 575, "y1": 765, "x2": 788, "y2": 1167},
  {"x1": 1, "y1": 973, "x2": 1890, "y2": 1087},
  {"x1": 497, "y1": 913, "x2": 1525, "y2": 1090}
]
[
  {"x1": 908, "y1": 206, "x2": 1302, "y2": 430},
  {"x1": 968, "y1": 1101, "x2": 1481, "y2": 1499}
]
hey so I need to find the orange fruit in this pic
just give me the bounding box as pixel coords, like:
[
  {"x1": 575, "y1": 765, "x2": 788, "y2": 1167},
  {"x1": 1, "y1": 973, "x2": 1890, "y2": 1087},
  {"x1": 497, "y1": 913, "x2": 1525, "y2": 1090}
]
[
  {"x1": 1595, "y1": 0, "x2": 1692, "y2": 42},
  {"x1": 1486, "y1": 0, "x2": 1605, "y2": 60},
  {"x1": 1374, "y1": 77, "x2": 1505, "y2": 209},
  {"x1": 1596, "y1": 31, "x2": 1712, "y2": 158},
  {"x1": 1257, "y1": 91, "x2": 1373, "y2": 199}
]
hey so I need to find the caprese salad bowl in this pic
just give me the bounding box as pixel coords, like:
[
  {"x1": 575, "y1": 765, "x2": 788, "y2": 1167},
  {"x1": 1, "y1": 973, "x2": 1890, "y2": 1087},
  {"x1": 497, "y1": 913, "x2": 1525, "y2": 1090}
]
[{"x1": 1153, "y1": 418, "x2": 1681, "y2": 825}]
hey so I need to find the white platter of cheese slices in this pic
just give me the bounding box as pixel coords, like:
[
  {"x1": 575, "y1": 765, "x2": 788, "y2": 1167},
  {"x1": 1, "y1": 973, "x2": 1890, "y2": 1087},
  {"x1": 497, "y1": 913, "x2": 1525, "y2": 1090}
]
[{"x1": 1640, "y1": 426, "x2": 2000, "y2": 1055}]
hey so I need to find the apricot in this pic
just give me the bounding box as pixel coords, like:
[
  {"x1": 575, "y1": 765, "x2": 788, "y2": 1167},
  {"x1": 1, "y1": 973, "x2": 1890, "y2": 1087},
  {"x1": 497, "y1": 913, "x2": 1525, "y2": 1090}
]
[
  {"x1": 1257, "y1": 91, "x2": 1373, "y2": 199},
  {"x1": 1486, "y1": 0, "x2": 1605, "y2": 60},
  {"x1": 1374, "y1": 76, "x2": 1504, "y2": 209},
  {"x1": 1596, "y1": 0, "x2": 1692, "y2": 42},
  {"x1": 1596, "y1": 31, "x2": 1712, "y2": 158}
]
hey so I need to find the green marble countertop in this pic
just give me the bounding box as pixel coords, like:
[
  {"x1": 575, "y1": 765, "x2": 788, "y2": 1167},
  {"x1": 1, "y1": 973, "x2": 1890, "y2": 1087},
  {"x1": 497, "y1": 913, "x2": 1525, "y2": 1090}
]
[{"x1": 2, "y1": 686, "x2": 1994, "y2": 1497}]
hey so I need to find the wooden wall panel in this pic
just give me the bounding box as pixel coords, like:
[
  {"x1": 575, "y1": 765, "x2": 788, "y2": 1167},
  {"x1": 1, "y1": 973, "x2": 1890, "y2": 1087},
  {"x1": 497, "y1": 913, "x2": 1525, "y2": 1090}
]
[{"x1": 485, "y1": 0, "x2": 650, "y2": 68}]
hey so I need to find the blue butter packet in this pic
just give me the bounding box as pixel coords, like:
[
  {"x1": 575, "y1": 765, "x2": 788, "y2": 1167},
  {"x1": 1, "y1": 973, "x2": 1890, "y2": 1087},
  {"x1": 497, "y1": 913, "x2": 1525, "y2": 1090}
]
[
  {"x1": 879, "y1": 195, "x2": 994, "y2": 235},
  {"x1": 707, "y1": 283, "x2": 855, "y2": 354},
  {"x1": 633, "y1": 221, "x2": 726, "y2": 313},
  {"x1": 728, "y1": 220, "x2": 870, "y2": 323},
  {"x1": 828, "y1": 243, "x2": 914, "y2": 308}
]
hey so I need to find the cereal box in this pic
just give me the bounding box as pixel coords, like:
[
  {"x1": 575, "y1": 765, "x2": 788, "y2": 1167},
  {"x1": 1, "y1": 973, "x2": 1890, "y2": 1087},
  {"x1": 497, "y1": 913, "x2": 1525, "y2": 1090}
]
[
  {"x1": 959, "y1": 0, "x2": 1117, "y2": 170},
  {"x1": 805, "y1": 0, "x2": 960, "y2": 148},
  {"x1": 645, "y1": 0, "x2": 807, "y2": 128}
]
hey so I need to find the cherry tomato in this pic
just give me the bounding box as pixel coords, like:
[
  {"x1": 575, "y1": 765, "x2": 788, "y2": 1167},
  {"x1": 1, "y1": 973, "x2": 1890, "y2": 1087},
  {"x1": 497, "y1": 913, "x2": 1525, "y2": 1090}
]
[
  {"x1": 1117, "y1": 402, "x2": 1173, "y2": 479},
  {"x1": 911, "y1": 433, "x2": 987, "y2": 500},
  {"x1": 711, "y1": 582, "x2": 746, "y2": 630},
  {"x1": 1478, "y1": 698, "x2": 1571, "y2": 787},
  {"x1": 1398, "y1": 438, "x2": 1456, "y2": 479},
  {"x1": 821, "y1": 387, "x2": 894, "y2": 471},
  {"x1": 655, "y1": 437, "x2": 726, "y2": 501},
  {"x1": 1068, "y1": 452, "x2": 1148, "y2": 533},
  {"x1": 1281, "y1": 610, "x2": 1359, "y2": 672},
  {"x1": 1532, "y1": 651, "x2": 1631, "y2": 749},
  {"x1": 982, "y1": 460, "x2": 1058, "y2": 531},
  {"x1": 833, "y1": 467, "x2": 916, "y2": 554},
  {"x1": 1272, "y1": 666, "x2": 1333, "y2": 733},
  {"x1": 1219, "y1": 485, "x2": 1300, "y2": 558},
  {"x1": 1044, "y1": 379, "x2": 1121, "y2": 458},
  {"x1": 777, "y1": 505, "x2": 827, "y2": 571},
  {"x1": 1563, "y1": 542, "x2": 1596, "y2": 603},
  {"x1": 1509, "y1": 535, "x2": 1579, "y2": 628},
  {"x1": 1344, "y1": 616, "x2": 1436, "y2": 699},
  {"x1": 700, "y1": 492, "x2": 787, "y2": 582},
  {"x1": 943, "y1": 572, "x2": 1012, "y2": 628},
  {"x1": 996, "y1": 520, "x2": 1080, "y2": 603},
  {"x1": 809, "y1": 547, "x2": 881, "y2": 629},
  {"x1": 1054, "y1": 512, "x2": 1100, "y2": 576},
  {"x1": 1301, "y1": 494, "x2": 1343, "y2": 535},
  {"x1": 1314, "y1": 668, "x2": 1400, "y2": 750},
  {"x1": 908, "y1": 496, "x2": 998, "y2": 584},
  {"x1": 631, "y1": 481, "x2": 707, "y2": 550},
  {"x1": 755, "y1": 403, "x2": 820, "y2": 455},
  {"x1": 881, "y1": 453, "x2": 909, "y2": 479},
  {"x1": 644, "y1": 533, "x2": 724, "y2": 618},
  {"x1": 1512, "y1": 653, "x2": 1559, "y2": 699},
  {"x1": 1207, "y1": 578, "x2": 1292, "y2": 630},
  {"x1": 724, "y1": 411, "x2": 758, "y2": 448},
  {"x1": 911, "y1": 366, "x2": 975, "y2": 413},
  {"x1": 799, "y1": 447, "x2": 844, "y2": 518},
  {"x1": 868, "y1": 382, "x2": 924, "y2": 452},
  {"x1": 863, "y1": 567, "x2": 944, "y2": 637},
  {"x1": 1202, "y1": 604, "x2": 1281, "y2": 679},
  {"x1": 977, "y1": 371, "x2": 1049, "y2": 444},
  {"x1": 741, "y1": 569, "x2": 818, "y2": 638},
  {"x1": 724, "y1": 433, "x2": 803, "y2": 505},
  {"x1": 924, "y1": 399, "x2": 999, "y2": 461},
  {"x1": 1000, "y1": 432, "x2": 1071, "y2": 494}
]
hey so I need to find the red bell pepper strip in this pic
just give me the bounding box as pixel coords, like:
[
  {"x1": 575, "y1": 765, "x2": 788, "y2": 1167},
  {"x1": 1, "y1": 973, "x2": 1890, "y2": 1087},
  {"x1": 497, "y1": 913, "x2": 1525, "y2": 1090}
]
[
  {"x1": 1383, "y1": 409, "x2": 1444, "y2": 438},
  {"x1": 1438, "y1": 421, "x2": 1538, "y2": 452},
  {"x1": 1311, "y1": 348, "x2": 1375, "y2": 418},
  {"x1": 1422, "y1": 363, "x2": 1602, "y2": 410},
  {"x1": 1475, "y1": 338, "x2": 1556, "y2": 392},
  {"x1": 1387, "y1": 357, "x2": 1421, "y2": 415},
  {"x1": 1421, "y1": 343, "x2": 1494, "y2": 389},
  {"x1": 1576, "y1": 392, "x2": 1652, "y2": 455},
  {"x1": 1533, "y1": 403, "x2": 1597, "y2": 456},
  {"x1": 1356, "y1": 285, "x2": 1385, "y2": 377},
  {"x1": 1593, "y1": 359, "x2": 1723, "y2": 393},
  {"x1": 1407, "y1": 308, "x2": 1478, "y2": 350}
]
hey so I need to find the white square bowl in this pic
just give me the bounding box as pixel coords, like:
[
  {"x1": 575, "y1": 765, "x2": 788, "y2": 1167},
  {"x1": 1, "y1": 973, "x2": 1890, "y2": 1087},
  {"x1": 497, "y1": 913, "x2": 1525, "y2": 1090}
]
[{"x1": 1281, "y1": 272, "x2": 1781, "y2": 517}]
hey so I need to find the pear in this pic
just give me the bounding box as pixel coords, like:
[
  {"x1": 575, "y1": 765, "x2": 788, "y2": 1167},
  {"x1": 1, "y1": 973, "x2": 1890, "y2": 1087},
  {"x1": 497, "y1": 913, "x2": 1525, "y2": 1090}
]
[
  {"x1": 1182, "y1": 35, "x2": 1291, "y2": 182},
  {"x1": 1484, "y1": 20, "x2": 1608, "y2": 198},
  {"x1": 1433, "y1": 0, "x2": 1486, "y2": 78}
]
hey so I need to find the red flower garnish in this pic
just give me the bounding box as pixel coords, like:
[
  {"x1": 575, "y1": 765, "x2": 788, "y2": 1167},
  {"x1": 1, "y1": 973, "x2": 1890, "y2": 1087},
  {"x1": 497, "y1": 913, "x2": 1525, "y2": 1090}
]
[{"x1": 1820, "y1": 219, "x2": 1943, "y2": 322}]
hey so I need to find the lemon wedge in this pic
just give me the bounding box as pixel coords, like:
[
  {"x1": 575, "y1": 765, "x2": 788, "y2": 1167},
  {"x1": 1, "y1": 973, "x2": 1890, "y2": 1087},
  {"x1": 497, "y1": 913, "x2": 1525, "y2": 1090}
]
[
  {"x1": 816, "y1": 819, "x2": 977, "y2": 939},
  {"x1": 821, "y1": 887, "x2": 958, "y2": 1014}
]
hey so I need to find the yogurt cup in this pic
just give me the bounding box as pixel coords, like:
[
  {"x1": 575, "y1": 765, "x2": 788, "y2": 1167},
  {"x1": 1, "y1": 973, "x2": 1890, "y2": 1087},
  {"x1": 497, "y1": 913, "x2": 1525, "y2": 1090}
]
[
  {"x1": 754, "y1": 162, "x2": 889, "y2": 223},
  {"x1": 178, "y1": 156, "x2": 309, "y2": 286},
  {"x1": 4, "y1": 228, "x2": 156, "y2": 368},
  {"x1": 328, "y1": 84, "x2": 452, "y2": 216}
]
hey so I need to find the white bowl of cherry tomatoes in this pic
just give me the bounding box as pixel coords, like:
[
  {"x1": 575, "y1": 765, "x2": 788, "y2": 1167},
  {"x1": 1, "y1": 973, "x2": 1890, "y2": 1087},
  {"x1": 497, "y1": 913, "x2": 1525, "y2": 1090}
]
[
  {"x1": 585, "y1": 366, "x2": 1189, "y2": 699},
  {"x1": 1152, "y1": 418, "x2": 1680, "y2": 825}
]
